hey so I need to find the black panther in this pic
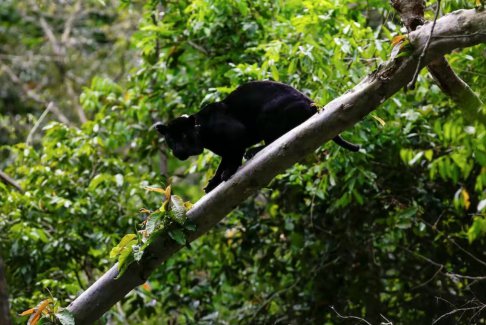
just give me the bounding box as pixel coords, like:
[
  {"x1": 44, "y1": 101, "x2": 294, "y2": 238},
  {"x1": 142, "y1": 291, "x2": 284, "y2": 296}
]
[{"x1": 154, "y1": 81, "x2": 359, "y2": 193}]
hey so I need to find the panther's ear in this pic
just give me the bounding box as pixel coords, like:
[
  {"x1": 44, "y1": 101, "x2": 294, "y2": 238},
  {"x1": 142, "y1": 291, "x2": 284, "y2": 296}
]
[
  {"x1": 181, "y1": 114, "x2": 196, "y2": 125},
  {"x1": 188, "y1": 114, "x2": 196, "y2": 124},
  {"x1": 153, "y1": 122, "x2": 167, "y2": 135}
]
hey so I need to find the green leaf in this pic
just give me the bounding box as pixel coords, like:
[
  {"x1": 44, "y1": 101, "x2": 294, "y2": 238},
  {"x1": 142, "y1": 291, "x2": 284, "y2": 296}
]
[
  {"x1": 116, "y1": 246, "x2": 135, "y2": 278},
  {"x1": 170, "y1": 195, "x2": 187, "y2": 225},
  {"x1": 168, "y1": 229, "x2": 186, "y2": 245},
  {"x1": 398, "y1": 206, "x2": 418, "y2": 219},
  {"x1": 110, "y1": 234, "x2": 137, "y2": 258},
  {"x1": 88, "y1": 173, "x2": 112, "y2": 190},
  {"x1": 468, "y1": 217, "x2": 486, "y2": 243},
  {"x1": 55, "y1": 309, "x2": 75, "y2": 325},
  {"x1": 424, "y1": 150, "x2": 433, "y2": 161},
  {"x1": 145, "y1": 212, "x2": 164, "y2": 235},
  {"x1": 184, "y1": 221, "x2": 197, "y2": 232}
]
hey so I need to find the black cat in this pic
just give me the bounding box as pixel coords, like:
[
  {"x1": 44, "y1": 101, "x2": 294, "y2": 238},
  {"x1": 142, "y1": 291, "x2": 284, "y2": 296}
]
[{"x1": 155, "y1": 81, "x2": 359, "y2": 192}]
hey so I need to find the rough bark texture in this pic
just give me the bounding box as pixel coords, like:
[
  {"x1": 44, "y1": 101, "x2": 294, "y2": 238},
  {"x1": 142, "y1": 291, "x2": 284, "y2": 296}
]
[
  {"x1": 391, "y1": 0, "x2": 426, "y2": 32},
  {"x1": 391, "y1": 0, "x2": 484, "y2": 122},
  {"x1": 0, "y1": 257, "x2": 12, "y2": 325},
  {"x1": 67, "y1": 8, "x2": 486, "y2": 324}
]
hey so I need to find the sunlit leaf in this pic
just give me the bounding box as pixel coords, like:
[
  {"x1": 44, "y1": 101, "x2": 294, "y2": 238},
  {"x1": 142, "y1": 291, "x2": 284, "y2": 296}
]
[
  {"x1": 461, "y1": 188, "x2": 471, "y2": 210},
  {"x1": 144, "y1": 186, "x2": 166, "y2": 194},
  {"x1": 371, "y1": 114, "x2": 386, "y2": 126},
  {"x1": 468, "y1": 216, "x2": 486, "y2": 243},
  {"x1": 391, "y1": 35, "x2": 406, "y2": 46},
  {"x1": 21, "y1": 299, "x2": 50, "y2": 325},
  {"x1": 19, "y1": 308, "x2": 36, "y2": 316},
  {"x1": 110, "y1": 234, "x2": 137, "y2": 258},
  {"x1": 142, "y1": 282, "x2": 151, "y2": 291},
  {"x1": 164, "y1": 185, "x2": 172, "y2": 201}
]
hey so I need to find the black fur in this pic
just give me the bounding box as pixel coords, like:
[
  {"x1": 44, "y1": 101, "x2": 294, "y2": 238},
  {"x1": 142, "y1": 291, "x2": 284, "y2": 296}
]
[{"x1": 155, "y1": 81, "x2": 359, "y2": 193}]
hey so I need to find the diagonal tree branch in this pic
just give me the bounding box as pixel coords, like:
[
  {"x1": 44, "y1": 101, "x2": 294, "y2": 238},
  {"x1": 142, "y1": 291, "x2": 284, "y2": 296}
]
[
  {"x1": 61, "y1": 0, "x2": 82, "y2": 44},
  {"x1": 66, "y1": 8, "x2": 486, "y2": 324},
  {"x1": 390, "y1": 0, "x2": 484, "y2": 123}
]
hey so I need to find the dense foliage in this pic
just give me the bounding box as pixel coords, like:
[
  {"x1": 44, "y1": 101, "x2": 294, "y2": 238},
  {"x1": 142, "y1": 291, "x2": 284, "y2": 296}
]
[{"x1": 1, "y1": 0, "x2": 485, "y2": 324}]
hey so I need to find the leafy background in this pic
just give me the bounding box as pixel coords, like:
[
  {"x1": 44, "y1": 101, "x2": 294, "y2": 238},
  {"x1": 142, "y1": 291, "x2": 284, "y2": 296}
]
[{"x1": 1, "y1": 0, "x2": 485, "y2": 323}]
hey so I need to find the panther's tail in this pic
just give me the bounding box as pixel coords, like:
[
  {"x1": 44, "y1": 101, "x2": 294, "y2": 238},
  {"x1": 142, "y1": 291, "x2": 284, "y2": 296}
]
[{"x1": 332, "y1": 135, "x2": 360, "y2": 152}]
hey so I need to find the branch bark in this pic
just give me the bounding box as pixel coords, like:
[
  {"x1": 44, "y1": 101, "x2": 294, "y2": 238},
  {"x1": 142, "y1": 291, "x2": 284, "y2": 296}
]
[
  {"x1": 391, "y1": 0, "x2": 484, "y2": 123},
  {"x1": 67, "y1": 8, "x2": 486, "y2": 324},
  {"x1": 0, "y1": 257, "x2": 12, "y2": 325}
]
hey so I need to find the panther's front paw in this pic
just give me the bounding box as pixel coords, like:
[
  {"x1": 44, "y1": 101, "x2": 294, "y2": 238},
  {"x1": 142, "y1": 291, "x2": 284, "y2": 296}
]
[{"x1": 204, "y1": 179, "x2": 220, "y2": 193}]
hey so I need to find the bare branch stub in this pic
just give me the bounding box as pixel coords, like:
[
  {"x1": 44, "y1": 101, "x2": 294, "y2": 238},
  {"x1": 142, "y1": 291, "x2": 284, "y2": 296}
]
[
  {"x1": 390, "y1": 0, "x2": 426, "y2": 32},
  {"x1": 390, "y1": 0, "x2": 484, "y2": 117},
  {"x1": 407, "y1": 0, "x2": 441, "y2": 90}
]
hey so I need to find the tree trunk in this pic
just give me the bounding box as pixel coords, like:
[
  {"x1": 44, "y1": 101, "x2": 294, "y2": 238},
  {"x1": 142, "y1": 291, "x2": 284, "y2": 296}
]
[{"x1": 0, "y1": 257, "x2": 12, "y2": 325}]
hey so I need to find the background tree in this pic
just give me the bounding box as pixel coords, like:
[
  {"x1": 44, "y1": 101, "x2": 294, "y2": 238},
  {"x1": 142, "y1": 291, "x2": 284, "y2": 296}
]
[
  {"x1": 0, "y1": 0, "x2": 485, "y2": 324},
  {"x1": 0, "y1": 0, "x2": 140, "y2": 158}
]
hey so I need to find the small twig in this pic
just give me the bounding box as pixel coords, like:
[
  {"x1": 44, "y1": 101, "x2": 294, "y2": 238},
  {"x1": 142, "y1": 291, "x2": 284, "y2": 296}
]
[
  {"x1": 330, "y1": 306, "x2": 373, "y2": 325},
  {"x1": 424, "y1": 218, "x2": 486, "y2": 267},
  {"x1": 26, "y1": 102, "x2": 54, "y2": 145},
  {"x1": 187, "y1": 40, "x2": 209, "y2": 55},
  {"x1": 435, "y1": 296, "x2": 457, "y2": 309},
  {"x1": 380, "y1": 313, "x2": 393, "y2": 325},
  {"x1": 407, "y1": 0, "x2": 441, "y2": 90},
  {"x1": 66, "y1": 79, "x2": 87, "y2": 123},
  {"x1": 0, "y1": 170, "x2": 23, "y2": 193},
  {"x1": 412, "y1": 265, "x2": 443, "y2": 290},
  {"x1": 61, "y1": 0, "x2": 82, "y2": 44},
  {"x1": 404, "y1": 247, "x2": 486, "y2": 282},
  {"x1": 30, "y1": 0, "x2": 64, "y2": 58},
  {"x1": 470, "y1": 304, "x2": 486, "y2": 322},
  {"x1": 432, "y1": 305, "x2": 484, "y2": 324},
  {"x1": 448, "y1": 238, "x2": 486, "y2": 267},
  {"x1": 444, "y1": 273, "x2": 486, "y2": 281}
]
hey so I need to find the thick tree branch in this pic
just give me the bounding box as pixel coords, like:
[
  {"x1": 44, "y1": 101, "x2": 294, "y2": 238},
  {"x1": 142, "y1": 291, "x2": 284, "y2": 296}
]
[
  {"x1": 67, "y1": 9, "x2": 486, "y2": 324},
  {"x1": 391, "y1": 0, "x2": 484, "y2": 123}
]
